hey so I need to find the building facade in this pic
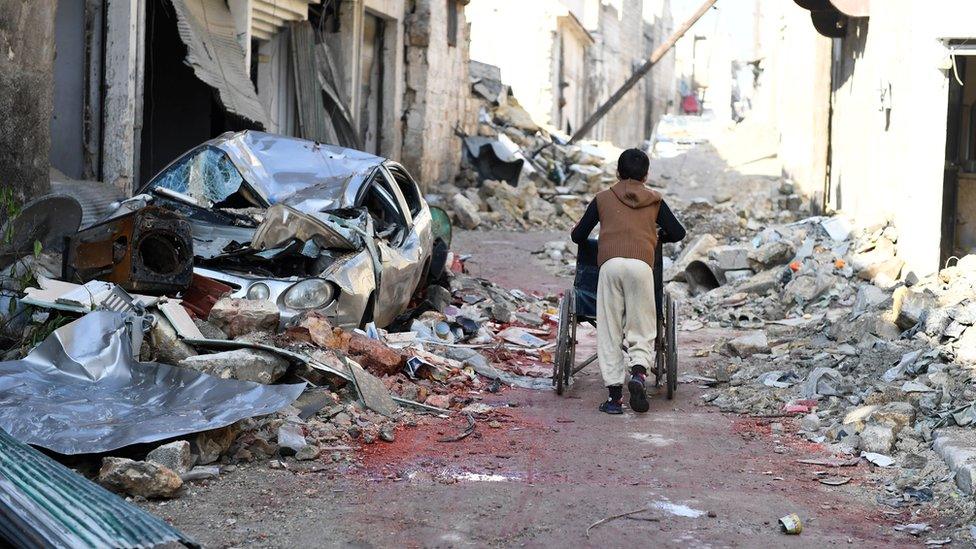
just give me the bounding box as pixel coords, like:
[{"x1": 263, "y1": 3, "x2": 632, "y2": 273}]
[
  {"x1": 466, "y1": 0, "x2": 676, "y2": 147},
  {"x1": 13, "y1": 0, "x2": 471, "y2": 199},
  {"x1": 758, "y1": 0, "x2": 976, "y2": 277}
]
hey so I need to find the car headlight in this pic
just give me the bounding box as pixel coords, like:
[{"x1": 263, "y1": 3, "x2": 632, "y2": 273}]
[
  {"x1": 246, "y1": 282, "x2": 270, "y2": 301},
  {"x1": 283, "y1": 279, "x2": 335, "y2": 310}
]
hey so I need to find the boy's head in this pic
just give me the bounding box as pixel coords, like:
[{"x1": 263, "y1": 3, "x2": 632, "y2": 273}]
[{"x1": 617, "y1": 148, "x2": 650, "y2": 182}]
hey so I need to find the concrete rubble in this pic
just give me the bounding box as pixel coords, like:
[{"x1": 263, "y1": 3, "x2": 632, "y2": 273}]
[
  {"x1": 0, "y1": 211, "x2": 559, "y2": 501},
  {"x1": 669, "y1": 208, "x2": 976, "y2": 523},
  {"x1": 434, "y1": 81, "x2": 623, "y2": 232}
]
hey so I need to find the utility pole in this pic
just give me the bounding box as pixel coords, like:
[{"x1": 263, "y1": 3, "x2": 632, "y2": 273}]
[{"x1": 569, "y1": 0, "x2": 718, "y2": 144}]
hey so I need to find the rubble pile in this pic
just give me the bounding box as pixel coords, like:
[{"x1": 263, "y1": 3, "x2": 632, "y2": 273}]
[
  {"x1": 0, "y1": 247, "x2": 555, "y2": 500},
  {"x1": 531, "y1": 180, "x2": 802, "y2": 278},
  {"x1": 0, "y1": 128, "x2": 565, "y2": 502},
  {"x1": 435, "y1": 66, "x2": 622, "y2": 231},
  {"x1": 670, "y1": 212, "x2": 976, "y2": 517}
]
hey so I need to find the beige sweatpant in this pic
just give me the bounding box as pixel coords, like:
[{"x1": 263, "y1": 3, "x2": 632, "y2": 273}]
[{"x1": 596, "y1": 257, "x2": 657, "y2": 387}]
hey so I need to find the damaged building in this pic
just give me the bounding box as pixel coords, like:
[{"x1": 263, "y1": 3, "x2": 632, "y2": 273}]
[
  {"x1": 25, "y1": 0, "x2": 474, "y2": 200},
  {"x1": 466, "y1": 0, "x2": 676, "y2": 145},
  {"x1": 750, "y1": 0, "x2": 976, "y2": 277}
]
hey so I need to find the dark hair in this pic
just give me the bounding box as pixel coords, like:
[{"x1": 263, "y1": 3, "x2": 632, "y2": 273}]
[{"x1": 617, "y1": 148, "x2": 650, "y2": 180}]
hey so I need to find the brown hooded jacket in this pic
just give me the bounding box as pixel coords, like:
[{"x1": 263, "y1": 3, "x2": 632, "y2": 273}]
[{"x1": 594, "y1": 179, "x2": 663, "y2": 268}]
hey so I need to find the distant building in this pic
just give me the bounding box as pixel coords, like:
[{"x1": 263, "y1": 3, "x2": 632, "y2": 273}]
[{"x1": 466, "y1": 0, "x2": 676, "y2": 146}]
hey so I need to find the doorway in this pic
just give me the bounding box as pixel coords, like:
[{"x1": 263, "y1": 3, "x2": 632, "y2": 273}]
[
  {"x1": 941, "y1": 53, "x2": 976, "y2": 264},
  {"x1": 140, "y1": 0, "x2": 253, "y2": 184}
]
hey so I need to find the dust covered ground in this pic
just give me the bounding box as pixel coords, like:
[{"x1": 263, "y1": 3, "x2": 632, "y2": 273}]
[{"x1": 141, "y1": 228, "x2": 941, "y2": 548}]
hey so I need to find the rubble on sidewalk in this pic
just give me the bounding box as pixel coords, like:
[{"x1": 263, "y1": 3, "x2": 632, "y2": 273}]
[{"x1": 676, "y1": 211, "x2": 976, "y2": 522}]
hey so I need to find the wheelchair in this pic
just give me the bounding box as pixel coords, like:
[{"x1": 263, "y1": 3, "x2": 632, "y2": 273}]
[{"x1": 553, "y1": 239, "x2": 677, "y2": 399}]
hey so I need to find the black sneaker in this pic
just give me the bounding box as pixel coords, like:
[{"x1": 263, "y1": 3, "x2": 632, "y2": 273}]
[
  {"x1": 628, "y1": 374, "x2": 649, "y2": 413},
  {"x1": 599, "y1": 399, "x2": 623, "y2": 415}
]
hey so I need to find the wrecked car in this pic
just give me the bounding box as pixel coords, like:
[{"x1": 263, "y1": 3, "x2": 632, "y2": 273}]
[{"x1": 130, "y1": 130, "x2": 434, "y2": 328}]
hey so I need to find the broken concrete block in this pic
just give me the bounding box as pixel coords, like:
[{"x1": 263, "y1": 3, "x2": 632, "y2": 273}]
[
  {"x1": 801, "y1": 413, "x2": 821, "y2": 432},
  {"x1": 893, "y1": 289, "x2": 936, "y2": 331},
  {"x1": 490, "y1": 302, "x2": 513, "y2": 323},
  {"x1": 192, "y1": 425, "x2": 240, "y2": 465},
  {"x1": 347, "y1": 334, "x2": 406, "y2": 377},
  {"x1": 747, "y1": 240, "x2": 795, "y2": 271},
  {"x1": 526, "y1": 197, "x2": 557, "y2": 225},
  {"x1": 860, "y1": 424, "x2": 896, "y2": 454},
  {"x1": 150, "y1": 315, "x2": 197, "y2": 364},
  {"x1": 451, "y1": 193, "x2": 481, "y2": 229},
  {"x1": 298, "y1": 311, "x2": 345, "y2": 349},
  {"x1": 726, "y1": 331, "x2": 769, "y2": 357},
  {"x1": 98, "y1": 457, "x2": 183, "y2": 499},
  {"x1": 178, "y1": 348, "x2": 288, "y2": 384},
  {"x1": 869, "y1": 401, "x2": 916, "y2": 433},
  {"x1": 494, "y1": 98, "x2": 539, "y2": 132},
  {"x1": 426, "y1": 284, "x2": 453, "y2": 312},
  {"x1": 146, "y1": 440, "x2": 193, "y2": 475},
  {"x1": 295, "y1": 445, "x2": 320, "y2": 461},
  {"x1": 708, "y1": 245, "x2": 751, "y2": 271},
  {"x1": 208, "y1": 298, "x2": 279, "y2": 338},
  {"x1": 723, "y1": 269, "x2": 753, "y2": 283},
  {"x1": 737, "y1": 268, "x2": 785, "y2": 295},
  {"x1": 858, "y1": 256, "x2": 904, "y2": 285},
  {"x1": 277, "y1": 421, "x2": 307, "y2": 456},
  {"x1": 851, "y1": 284, "x2": 888, "y2": 317},
  {"x1": 554, "y1": 195, "x2": 586, "y2": 220},
  {"x1": 181, "y1": 465, "x2": 220, "y2": 482},
  {"x1": 933, "y1": 428, "x2": 976, "y2": 494},
  {"x1": 784, "y1": 273, "x2": 834, "y2": 305},
  {"x1": 424, "y1": 394, "x2": 451, "y2": 409},
  {"x1": 666, "y1": 234, "x2": 718, "y2": 282},
  {"x1": 956, "y1": 326, "x2": 976, "y2": 364}
]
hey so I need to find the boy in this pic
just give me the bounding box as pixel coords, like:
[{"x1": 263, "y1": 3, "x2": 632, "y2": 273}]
[{"x1": 571, "y1": 148, "x2": 686, "y2": 414}]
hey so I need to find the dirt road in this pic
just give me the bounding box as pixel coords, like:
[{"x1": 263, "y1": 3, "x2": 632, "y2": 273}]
[{"x1": 142, "y1": 228, "x2": 930, "y2": 548}]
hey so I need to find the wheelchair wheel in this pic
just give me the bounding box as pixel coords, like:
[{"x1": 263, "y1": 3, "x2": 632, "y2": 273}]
[
  {"x1": 654, "y1": 305, "x2": 665, "y2": 388},
  {"x1": 554, "y1": 289, "x2": 576, "y2": 395},
  {"x1": 665, "y1": 293, "x2": 677, "y2": 400}
]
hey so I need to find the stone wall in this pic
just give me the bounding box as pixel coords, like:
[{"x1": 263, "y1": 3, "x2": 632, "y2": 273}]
[
  {"x1": 402, "y1": 0, "x2": 474, "y2": 190},
  {"x1": 0, "y1": 0, "x2": 57, "y2": 214}
]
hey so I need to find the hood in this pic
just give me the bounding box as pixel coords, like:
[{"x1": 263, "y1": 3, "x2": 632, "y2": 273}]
[{"x1": 610, "y1": 179, "x2": 662, "y2": 209}]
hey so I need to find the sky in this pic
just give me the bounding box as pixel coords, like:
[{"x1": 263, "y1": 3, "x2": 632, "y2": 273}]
[{"x1": 671, "y1": 0, "x2": 759, "y2": 61}]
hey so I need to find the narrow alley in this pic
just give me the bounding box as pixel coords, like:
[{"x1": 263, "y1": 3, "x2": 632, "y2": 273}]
[{"x1": 1, "y1": 1, "x2": 976, "y2": 548}]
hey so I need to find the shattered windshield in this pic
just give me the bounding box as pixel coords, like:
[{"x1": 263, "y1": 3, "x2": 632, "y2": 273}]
[{"x1": 151, "y1": 146, "x2": 246, "y2": 206}]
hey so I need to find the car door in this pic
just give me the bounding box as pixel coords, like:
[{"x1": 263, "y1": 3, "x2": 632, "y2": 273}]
[{"x1": 360, "y1": 167, "x2": 422, "y2": 327}]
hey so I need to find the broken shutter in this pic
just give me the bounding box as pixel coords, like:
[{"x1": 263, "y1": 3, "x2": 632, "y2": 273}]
[
  {"x1": 290, "y1": 21, "x2": 337, "y2": 144},
  {"x1": 290, "y1": 21, "x2": 362, "y2": 149},
  {"x1": 169, "y1": 0, "x2": 269, "y2": 126}
]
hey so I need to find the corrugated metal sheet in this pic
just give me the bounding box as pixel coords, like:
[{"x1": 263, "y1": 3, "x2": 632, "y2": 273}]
[
  {"x1": 170, "y1": 0, "x2": 269, "y2": 126},
  {"x1": 290, "y1": 21, "x2": 336, "y2": 144},
  {"x1": 0, "y1": 429, "x2": 198, "y2": 548},
  {"x1": 50, "y1": 181, "x2": 126, "y2": 229}
]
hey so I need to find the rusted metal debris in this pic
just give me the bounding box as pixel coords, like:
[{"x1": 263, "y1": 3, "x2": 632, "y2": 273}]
[{"x1": 63, "y1": 205, "x2": 193, "y2": 294}]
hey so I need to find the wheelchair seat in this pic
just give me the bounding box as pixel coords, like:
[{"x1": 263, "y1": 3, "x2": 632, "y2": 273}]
[{"x1": 573, "y1": 238, "x2": 665, "y2": 320}]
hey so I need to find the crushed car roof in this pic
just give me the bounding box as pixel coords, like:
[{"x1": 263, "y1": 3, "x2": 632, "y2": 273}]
[{"x1": 202, "y1": 130, "x2": 385, "y2": 211}]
